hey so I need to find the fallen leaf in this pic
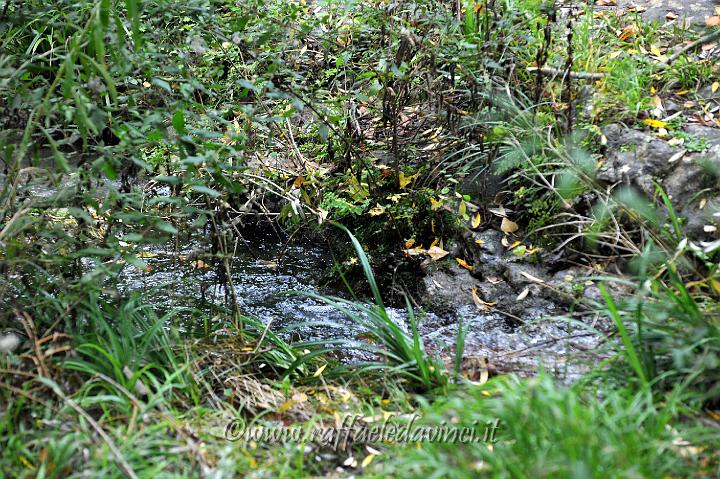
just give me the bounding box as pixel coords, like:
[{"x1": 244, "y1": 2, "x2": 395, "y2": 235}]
[
  {"x1": 456, "y1": 258, "x2": 473, "y2": 271},
  {"x1": 404, "y1": 238, "x2": 416, "y2": 248},
  {"x1": 666, "y1": 12, "x2": 678, "y2": 20},
  {"x1": 487, "y1": 276, "x2": 503, "y2": 284},
  {"x1": 643, "y1": 118, "x2": 667, "y2": 129},
  {"x1": 520, "y1": 271, "x2": 545, "y2": 283},
  {"x1": 668, "y1": 150, "x2": 686, "y2": 163},
  {"x1": 292, "y1": 175, "x2": 304, "y2": 188},
  {"x1": 706, "y1": 16, "x2": 720, "y2": 27},
  {"x1": 713, "y1": 82, "x2": 720, "y2": 93},
  {"x1": 312, "y1": 364, "x2": 327, "y2": 377},
  {"x1": 277, "y1": 399, "x2": 297, "y2": 413},
  {"x1": 595, "y1": 0, "x2": 616, "y2": 5},
  {"x1": 516, "y1": 287, "x2": 530, "y2": 301},
  {"x1": 471, "y1": 212, "x2": 482, "y2": 229},
  {"x1": 427, "y1": 245, "x2": 449, "y2": 261},
  {"x1": 399, "y1": 172, "x2": 417, "y2": 189},
  {"x1": 368, "y1": 204, "x2": 386, "y2": 216},
  {"x1": 403, "y1": 246, "x2": 426, "y2": 256},
  {"x1": 618, "y1": 24, "x2": 639, "y2": 41},
  {"x1": 191, "y1": 260, "x2": 209, "y2": 269},
  {"x1": 500, "y1": 217, "x2": 519, "y2": 234},
  {"x1": 361, "y1": 454, "x2": 376, "y2": 468},
  {"x1": 471, "y1": 288, "x2": 496, "y2": 310},
  {"x1": 292, "y1": 392, "x2": 308, "y2": 403}
]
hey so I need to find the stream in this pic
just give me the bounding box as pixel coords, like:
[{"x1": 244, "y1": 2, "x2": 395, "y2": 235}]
[{"x1": 112, "y1": 228, "x2": 601, "y2": 382}]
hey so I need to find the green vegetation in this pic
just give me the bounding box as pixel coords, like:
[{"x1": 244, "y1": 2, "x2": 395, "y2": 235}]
[{"x1": 2, "y1": 0, "x2": 720, "y2": 477}]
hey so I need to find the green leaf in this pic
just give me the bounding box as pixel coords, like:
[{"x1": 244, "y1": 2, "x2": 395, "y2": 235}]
[
  {"x1": 155, "y1": 221, "x2": 178, "y2": 235},
  {"x1": 172, "y1": 110, "x2": 186, "y2": 135},
  {"x1": 191, "y1": 185, "x2": 220, "y2": 197}
]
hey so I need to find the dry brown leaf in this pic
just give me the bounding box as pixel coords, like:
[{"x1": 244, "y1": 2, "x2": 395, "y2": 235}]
[
  {"x1": 471, "y1": 288, "x2": 496, "y2": 311},
  {"x1": 706, "y1": 16, "x2": 720, "y2": 27},
  {"x1": 618, "y1": 24, "x2": 639, "y2": 41},
  {"x1": 596, "y1": 0, "x2": 616, "y2": 5},
  {"x1": 666, "y1": 12, "x2": 678, "y2": 20}
]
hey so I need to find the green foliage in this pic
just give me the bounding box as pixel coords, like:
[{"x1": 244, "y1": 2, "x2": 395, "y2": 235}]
[{"x1": 378, "y1": 374, "x2": 717, "y2": 478}]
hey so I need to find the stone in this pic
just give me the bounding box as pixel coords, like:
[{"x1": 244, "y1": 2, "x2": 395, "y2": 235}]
[{"x1": 599, "y1": 124, "x2": 677, "y2": 196}]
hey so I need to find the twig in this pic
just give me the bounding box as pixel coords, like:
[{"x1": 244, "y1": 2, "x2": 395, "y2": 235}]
[
  {"x1": 659, "y1": 28, "x2": 720, "y2": 68},
  {"x1": 527, "y1": 66, "x2": 606, "y2": 80}
]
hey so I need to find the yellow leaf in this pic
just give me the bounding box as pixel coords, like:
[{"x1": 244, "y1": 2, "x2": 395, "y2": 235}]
[
  {"x1": 651, "y1": 95, "x2": 663, "y2": 108},
  {"x1": 650, "y1": 45, "x2": 662, "y2": 56},
  {"x1": 643, "y1": 118, "x2": 667, "y2": 129},
  {"x1": 427, "y1": 245, "x2": 449, "y2": 261},
  {"x1": 456, "y1": 258, "x2": 472, "y2": 271},
  {"x1": 277, "y1": 399, "x2": 296, "y2": 413},
  {"x1": 713, "y1": 82, "x2": 720, "y2": 93},
  {"x1": 361, "y1": 454, "x2": 377, "y2": 468},
  {"x1": 474, "y1": 239, "x2": 485, "y2": 246},
  {"x1": 312, "y1": 364, "x2": 327, "y2": 377},
  {"x1": 404, "y1": 238, "x2": 416, "y2": 249},
  {"x1": 471, "y1": 212, "x2": 482, "y2": 229},
  {"x1": 399, "y1": 172, "x2": 417, "y2": 189},
  {"x1": 292, "y1": 176, "x2": 305, "y2": 188},
  {"x1": 458, "y1": 200, "x2": 467, "y2": 217},
  {"x1": 650, "y1": 86, "x2": 656, "y2": 95},
  {"x1": 500, "y1": 217, "x2": 519, "y2": 234},
  {"x1": 430, "y1": 197, "x2": 444, "y2": 210}
]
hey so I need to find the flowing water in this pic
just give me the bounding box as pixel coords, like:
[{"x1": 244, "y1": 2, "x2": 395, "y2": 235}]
[{"x1": 112, "y1": 229, "x2": 600, "y2": 381}]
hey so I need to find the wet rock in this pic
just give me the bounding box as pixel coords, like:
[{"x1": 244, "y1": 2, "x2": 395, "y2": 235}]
[
  {"x1": 421, "y1": 264, "x2": 478, "y2": 315},
  {"x1": 421, "y1": 256, "x2": 559, "y2": 320},
  {"x1": 617, "y1": 0, "x2": 718, "y2": 24},
  {"x1": 599, "y1": 124, "x2": 677, "y2": 196},
  {"x1": 662, "y1": 153, "x2": 714, "y2": 205},
  {"x1": 680, "y1": 196, "x2": 720, "y2": 240},
  {"x1": 503, "y1": 262, "x2": 548, "y2": 286},
  {"x1": 464, "y1": 228, "x2": 505, "y2": 278},
  {"x1": 682, "y1": 125, "x2": 720, "y2": 147},
  {"x1": 697, "y1": 83, "x2": 720, "y2": 102}
]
